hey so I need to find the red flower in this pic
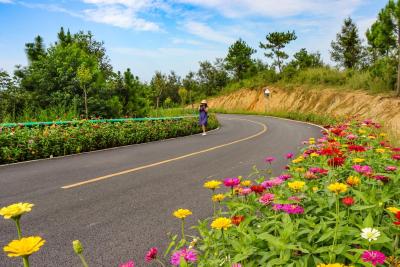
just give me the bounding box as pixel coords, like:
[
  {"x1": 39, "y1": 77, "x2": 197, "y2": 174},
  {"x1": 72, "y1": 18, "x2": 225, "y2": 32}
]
[
  {"x1": 327, "y1": 157, "x2": 346, "y2": 167},
  {"x1": 348, "y1": 145, "x2": 366, "y2": 152},
  {"x1": 231, "y1": 215, "x2": 245, "y2": 226},
  {"x1": 251, "y1": 185, "x2": 265, "y2": 194},
  {"x1": 341, "y1": 196, "x2": 355, "y2": 206},
  {"x1": 320, "y1": 147, "x2": 342, "y2": 156},
  {"x1": 145, "y1": 247, "x2": 158, "y2": 262},
  {"x1": 396, "y1": 212, "x2": 400, "y2": 220},
  {"x1": 392, "y1": 154, "x2": 400, "y2": 160}
]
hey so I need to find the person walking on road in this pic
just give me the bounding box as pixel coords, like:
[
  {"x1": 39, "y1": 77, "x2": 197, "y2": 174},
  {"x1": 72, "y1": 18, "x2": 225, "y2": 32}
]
[{"x1": 199, "y1": 100, "x2": 208, "y2": 136}]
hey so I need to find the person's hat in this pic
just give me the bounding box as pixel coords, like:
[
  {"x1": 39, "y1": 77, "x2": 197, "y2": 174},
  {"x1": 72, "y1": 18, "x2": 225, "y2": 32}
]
[{"x1": 201, "y1": 100, "x2": 207, "y2": 104}]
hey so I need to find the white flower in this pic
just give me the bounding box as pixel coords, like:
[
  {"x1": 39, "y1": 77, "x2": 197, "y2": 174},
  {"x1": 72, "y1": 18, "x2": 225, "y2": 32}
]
[{"x1": 361, "y1": 228, "x2": 380, "y2": 242}]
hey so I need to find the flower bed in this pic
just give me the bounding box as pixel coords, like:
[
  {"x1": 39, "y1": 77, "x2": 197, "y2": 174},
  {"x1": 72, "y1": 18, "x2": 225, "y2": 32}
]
[{"x1": 0, "y1": 115, "x2": 218, "y2": 164}]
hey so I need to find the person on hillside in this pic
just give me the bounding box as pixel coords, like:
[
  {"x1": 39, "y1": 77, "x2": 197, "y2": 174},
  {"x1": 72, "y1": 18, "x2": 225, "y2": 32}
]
[{"x1": 199, "y1": 100, "x2": 208, "y2": 136}]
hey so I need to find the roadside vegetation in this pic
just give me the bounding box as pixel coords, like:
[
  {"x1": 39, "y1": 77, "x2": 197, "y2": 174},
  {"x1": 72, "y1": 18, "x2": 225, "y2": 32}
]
[
  {"x1": 0, "y1": 115, "x2": 218, "y2": 164},
  {"x1": 1, "y1": 0, "x2": 400, "y2": 123}
]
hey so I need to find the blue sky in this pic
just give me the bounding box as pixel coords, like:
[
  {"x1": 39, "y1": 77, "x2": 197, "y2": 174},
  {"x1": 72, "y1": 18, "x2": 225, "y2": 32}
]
[{"x1": 0, "y1": 0, "x2": 388, "y2": 81}]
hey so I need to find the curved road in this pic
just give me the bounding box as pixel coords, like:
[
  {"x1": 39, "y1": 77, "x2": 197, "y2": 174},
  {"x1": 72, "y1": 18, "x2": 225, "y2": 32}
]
[{"x1": 0, "y1": 114, "x2": 322, "y2": 266}]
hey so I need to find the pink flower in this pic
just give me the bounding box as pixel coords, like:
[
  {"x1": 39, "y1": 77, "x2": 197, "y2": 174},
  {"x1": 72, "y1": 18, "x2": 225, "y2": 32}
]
[
  {"x1": 392, "y1": 154, "x2": 400, "y2": 160},
  {"x1": 285, "y1": 153, "x2": 294, "y2": 159},
  {"x1": 259, "y1": 193, "x2": 275, "y2": 205},
  {"x1": 265, "y1": 156, "x2": 275, "y2": 163},
  {"x1": 279, "y1": 174, "x2": 292, "y2": 180},
  {"x1": 273, "y1": 204, "x2": 304, "y2": 214},
  {"x1": 145, "y1": 247, "x2": 158, "y2": 262},
  {"x1": 385, "y1": 166, "x2": 397, "y2": 172},
  {"x1": 261, "y1": 177, "x2": 284, "y2": 188},
  {"x1": 232, "y1": 264, "x2": 242, "y2": 267},
  {"x1": 353, "y1": 165, "x2": 373, "y2": 175},
  {"x1": 170, "y1": 248, "x2": 197, "y2": 266},
  {"x1": 119, "y1": 260, "x2": 135, "y2": 267},
  {"x1": 346, "y1": 134, "x2": 357, "y2": 140},
  {"x1": 239, "y1": 187, "x2": 252, "y2": 196},
  {"x1": 361, "y1": 250, "x2": 386, "y2": 266},
  {"x1": 223, "y1": 177, "x2": 240, "y2": 188},
  {"x1": 288, "y1": 196, "x2": 302, "y2": 202}
]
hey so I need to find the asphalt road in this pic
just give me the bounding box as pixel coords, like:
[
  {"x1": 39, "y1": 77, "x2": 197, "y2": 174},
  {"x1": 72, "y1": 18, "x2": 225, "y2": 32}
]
[{"x1": 0, "y1": 114, "x2": 322, "y2": 267}]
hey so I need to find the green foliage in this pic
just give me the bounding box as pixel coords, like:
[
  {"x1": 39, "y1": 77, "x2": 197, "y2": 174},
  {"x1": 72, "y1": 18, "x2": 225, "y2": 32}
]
[
  {"x1": 225, "y1": 39, "x2": 257, "y2": 80},
  {"x1": 260, "y1": 31, "x2": 297, "y2": 72},
  {"x1": 331, "y1": 17, "x2": 364, "y2": 69},
  {"x1": 0, "y1": 115, "x2": 218, "y2": 164}
]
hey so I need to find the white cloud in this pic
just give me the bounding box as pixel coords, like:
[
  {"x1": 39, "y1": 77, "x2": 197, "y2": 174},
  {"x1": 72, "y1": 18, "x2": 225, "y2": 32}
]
[
  {"x1": 82, "y1": 0, "x2": 160, "y2": 31},
  {"x1": 183, "y1": 21, "x2": 234, "y2": 44},
  {"x1": 0, "y1": 0, "x2": 14, "y2": 3},
  {"x1": 175, "y1": 0, "x2": 362, "y2": 18}
]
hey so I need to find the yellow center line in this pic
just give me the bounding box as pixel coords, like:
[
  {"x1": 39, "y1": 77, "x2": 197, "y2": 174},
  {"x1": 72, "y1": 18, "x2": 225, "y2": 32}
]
[{"x1": 61, "y1": 118, "x2": 267, "y2": 189}]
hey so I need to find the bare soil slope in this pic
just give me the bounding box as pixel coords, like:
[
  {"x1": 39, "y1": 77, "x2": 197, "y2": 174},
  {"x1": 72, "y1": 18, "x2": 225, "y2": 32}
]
[{"x1": 208, "y1": 87, "x2": 400, "y2": 137}]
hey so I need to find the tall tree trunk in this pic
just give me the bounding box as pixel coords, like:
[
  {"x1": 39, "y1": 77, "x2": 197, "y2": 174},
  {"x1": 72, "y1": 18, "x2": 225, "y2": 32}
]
[
  {"x1": 84, "y1": 87, "x2": 88, "y2": 119},
  {"x1": 156, "y1": 96, "x2": 160, "y2": 109}
]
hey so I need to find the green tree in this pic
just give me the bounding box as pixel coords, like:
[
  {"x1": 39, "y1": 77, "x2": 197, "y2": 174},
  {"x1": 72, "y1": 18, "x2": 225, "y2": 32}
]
[
  {"x1": 182, "y1": 71, "x2": 198, "y2": 108},
  {"x1": 366, "y1": 0, "x2": 400, "y2": 95},
  {"x1": 289, "y1": 48, "x2": 323, "y2": 70},
  {"x1": 259, "y1": 31, "x2": 297, "y2": 72},
  {"x1": 178, "y1": 87, "x2": 188, "y2": 105},
  {"x1": 77, "y1": 63, "x2": 93, "y2": 119},
  {"x1": 331, "y1": 17, "x2": 363, "y2": 69},
  {"x1": 197, "y1": 60, "x2": 229, "y2": 96},
  {"x1": 25, "y1": 35, "x2": 46, "y2": 63},
  {"x1": 150, "y1": 71, "x2": 167, "y2": 109},
  {"x1": 225, "y1": 39, "x2": 256, "y2": 80}
]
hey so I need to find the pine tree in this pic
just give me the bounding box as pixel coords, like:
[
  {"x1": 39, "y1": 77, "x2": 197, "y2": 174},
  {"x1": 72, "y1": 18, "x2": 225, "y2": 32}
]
[
  {"x1": 330, "y1": 17, "x2": 363, "y2": 69},
  {"x1": 225, "y1": 39, "x2": 256, "y2": 80}
]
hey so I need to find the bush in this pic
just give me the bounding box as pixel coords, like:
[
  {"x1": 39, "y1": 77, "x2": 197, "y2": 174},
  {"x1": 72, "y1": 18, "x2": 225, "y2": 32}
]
[{"x1": 0, "y1": 115, "x2": 218, "y2": 164}]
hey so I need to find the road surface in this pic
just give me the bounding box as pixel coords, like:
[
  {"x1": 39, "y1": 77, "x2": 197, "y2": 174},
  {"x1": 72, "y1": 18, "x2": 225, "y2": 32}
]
[{"x1": 0, "y1": 114, "x2": 322, "y2": 266}]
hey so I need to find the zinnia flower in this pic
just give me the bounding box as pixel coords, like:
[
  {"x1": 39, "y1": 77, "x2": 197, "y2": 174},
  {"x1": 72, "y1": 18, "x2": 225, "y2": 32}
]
[
  {"x1": 211, "y1": 217, "x2": 232, "y2": 230},
  {"x1": 240, "y1": 180, "x2": 252, "y2": 187},
  {"x1": 212, "y1": 194, "x2": 225, "y2": 202},
  {"x1": 373, "y1": 175, "x2": 389, "y2": 183},
  {"x1": 352, "y1": 165, "x2": 372, "y2": 175},
  {"x1": 119, "y1": 261, "x2": 135, "y2": 267},
  {"x1": 341, "y1": 196, "x2": 355, "y2": 206},
  {"x1": 261, "y1": 177, "x2": 284, "y2": 188},
  {"x1": 250, "y1": 185, "x2": 265, "y2": 194},
  {"x1": 0, "y1": 203, "x2": 34, "y2": 219},
  {"x1": 170, "y1": 248, "x2": 197, "y2": 266},
  {"x1": 273, "y1": 204, "x2": 304, "y2": 214},
  {"x1": 394, "y1": 211, "x2": 400, "y2": 226},
  {"x1": 327, "y1": 157, "x2": 346, "y2": 167},
  {"x1": 285, "y1": 153, "x2": 294, "y2": 159},
  {"x1": 375, "y1": 148, "x2": 386, "y2": 153},
  {"x1": 361, "y1": 250, "x2": 386, "y2": 266},
  {"x1": 328, "y1": 182, "x2": 348, "y2": 194},
  {"x1": 173, "y1": 209, "x2": 192, "y2": 219},
  {"x1": 392, "y1": 154, "x2": 400, "y2": 160},
  {"x1": 231, "y1": 215, "x2": 245, "y2": 226},
  {"x1": 352, "y1": 158, "x2": 365, "y2": 163},
  {"x1": 317, "y1": 264, "x2": 349, "y2": 267},
  {"x1": 292, "y1": 156, "x2": 304, "y2": 163},
  {"x1": 288, "y1": 181, "x2": 305, "y2": 191},
  {"x1": 265, "y1": 156, "x2": 275, "y2": 163},
  {"x1": 223, "y1": 177, "x2": 240, "y2": 188},
  {"x1": 387, "y1": 207, "x2": 400, "y2": 214},
  {"x1": 259, "y1": 193, "x2": 274, "y2": 205},
  {"x1": 348, "y1": 145, "x2": 366, "y2": 152},
  {"x1": 385, "y1": 166, "x2": 397, "y2": 172},
  {"x1": 346, "y1": 176, "x2": 360, "y2": 186},
  {"x1": 361, "y1": 228, "x2": 381, "y2": 242},
  {"x1": 203, "y1": 180, "x2": 222, "y2": 190},
  {"x1": 145, "y1": 247, "x2": 158, "y2": 262},
  {"x1": 3, "y1": 236, "x2": 45, "y2": 258},
  {"x1": 232, "y1": 264, "x2": 242, "y2": 267}
]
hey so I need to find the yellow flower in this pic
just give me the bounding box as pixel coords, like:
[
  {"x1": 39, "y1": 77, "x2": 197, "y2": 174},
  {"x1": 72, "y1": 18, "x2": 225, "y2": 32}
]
[
  {"x1": 72, "y1": 240, "x2": 83, "y2": 254},
  {"x1": 173, "y1": 209, "x2": 192, "y2": 219},
  {"x1": 387, "y1": 207, "x2": 400, "y2": 214},
  {"x1": 309, "y1": 138, "x2": 316, "y2": 145},
  {"x1": 310, "y1": 152, "x2": 319, "y2": 157},
  {"x1": 203, "y1": 180, "x2": 222, "y2": 190},
  {"x1": 211, "y1": 217, "x2": 232, "y2": 230},
  {"x1": 379, "y1": 133, "x2": 387, "y2": 137},
  {"x1": 312, "y1": 187, "x2": 319, "y2": 192},
  {"x1": 328, "y1": 182, "x2": 348, "y2": 194},
  {"x1": 294, "y1": 167, "x2": 305, "y2": 173},
  {"x1": 0, "y1": 203, "x2": 34, "y2": 219},
  {"x1": 358, "y1": 129, "x2": 366, "y2": 134},
  {"x1": 288, "y1": 181, "x2": 305, "y2": 191},
  {"x1": 292, "y1": 156, "x2": 304, "y2": 164},
  {"x1": 346, "y1": 176, "x2": 360, "y2": 186},
  {"x1": 352, "y1": 158, "x2": 365, "y2": 163},
  {"x1": 3, "y1": 236, "x2": 45, "y2": 258},
  {"x1": 375, "y1": 148, "x2": 386, "y2": 153},
  {"x1": 241, "y1": 180, "x2": 252, "y2": 187},
  {"x1": 368, "y1": 135, "x2": 376, "y2": 139},
  {"x1": 212, "y1": 194, "x2": 225, "y2": 202}
]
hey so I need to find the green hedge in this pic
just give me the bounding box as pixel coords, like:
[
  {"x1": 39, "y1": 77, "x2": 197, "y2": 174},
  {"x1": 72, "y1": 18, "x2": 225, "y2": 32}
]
[{"x1": 0, "y1": 115, "x2": 218, "y2": 164}]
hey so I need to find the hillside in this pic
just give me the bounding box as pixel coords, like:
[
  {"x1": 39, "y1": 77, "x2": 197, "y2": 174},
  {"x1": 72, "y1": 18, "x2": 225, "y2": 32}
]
[{"x1": 208, "y1": 87, "x2": 400, "y2": 138}]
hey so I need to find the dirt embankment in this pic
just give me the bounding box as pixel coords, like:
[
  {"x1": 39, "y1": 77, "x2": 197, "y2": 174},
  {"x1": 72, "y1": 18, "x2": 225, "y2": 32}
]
[{"x1": 208, "y1": 87, "x2": 400, "y2": 137}]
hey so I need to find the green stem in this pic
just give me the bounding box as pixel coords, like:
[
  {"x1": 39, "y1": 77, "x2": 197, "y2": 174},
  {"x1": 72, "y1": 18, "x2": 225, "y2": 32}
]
[
  {"x1": 330, "y1": 195, "x2": 340, "y2": 263},
  {"x1": 181, "y1": 219, "x2": 185, "y2": 242},
  {"x1": 213, "y1": 202, "x2": 216, "y2": 217},
  {"x1": 78, "y1": 254, "x2": 89, "y2": 267},
  {"x1": 14, "y1": 218, "x2": 22, "y2": 239},
  {"x1": 393, "y1": 233, "x2": 399, "y2": 255},
  {"x1": 156, "y1": 259, "x2": 166, "y2": 267},
  {"x1": 22, "y1": 256, "x2": 29, "y2": 267}
]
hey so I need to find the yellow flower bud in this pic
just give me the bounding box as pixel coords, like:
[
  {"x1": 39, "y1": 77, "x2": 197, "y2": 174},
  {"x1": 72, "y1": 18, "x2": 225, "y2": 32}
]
[{"x1": 72, "y1": 240, "x2": 83, "y2": 254}]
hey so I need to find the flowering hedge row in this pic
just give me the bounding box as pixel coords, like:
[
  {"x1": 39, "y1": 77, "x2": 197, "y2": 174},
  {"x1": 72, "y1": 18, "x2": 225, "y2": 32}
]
[{"x1": 0, "y1": 115, "x2": 218, "y2": 164}]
